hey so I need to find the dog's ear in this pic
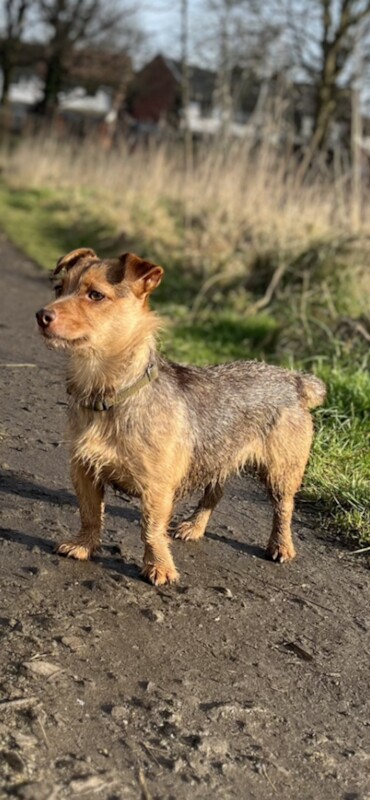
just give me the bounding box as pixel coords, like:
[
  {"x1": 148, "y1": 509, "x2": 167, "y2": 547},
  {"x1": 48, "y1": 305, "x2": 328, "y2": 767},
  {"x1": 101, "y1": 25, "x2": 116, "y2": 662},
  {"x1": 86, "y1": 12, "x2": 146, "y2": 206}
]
[
  {"x1": 119, "y1": 253, "x2": 164, "y2": 298},
  {"x1": 53, "y1": 248, "x2": 97, "y2": 276}
]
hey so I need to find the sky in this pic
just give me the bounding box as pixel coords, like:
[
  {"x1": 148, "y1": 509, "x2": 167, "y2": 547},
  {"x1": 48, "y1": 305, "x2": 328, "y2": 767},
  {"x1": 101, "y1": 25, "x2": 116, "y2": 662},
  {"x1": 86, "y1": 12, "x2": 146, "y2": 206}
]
[
  {"x1": 0, "y1": 0, "x2": 206, "y2": 69},
  {"x1": 136, "y1": 0, "x2": 206, "y2": 64}
]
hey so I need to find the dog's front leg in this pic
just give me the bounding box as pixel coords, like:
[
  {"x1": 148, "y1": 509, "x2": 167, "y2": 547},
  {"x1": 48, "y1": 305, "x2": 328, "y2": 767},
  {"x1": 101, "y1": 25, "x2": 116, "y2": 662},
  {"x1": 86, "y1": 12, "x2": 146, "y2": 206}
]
[
  {"x1": 57, "y1": 461, "x2": 105, "y2": 560},
  {"x1": 141, "y1": 491, "x2": 179, "y2": 586}
]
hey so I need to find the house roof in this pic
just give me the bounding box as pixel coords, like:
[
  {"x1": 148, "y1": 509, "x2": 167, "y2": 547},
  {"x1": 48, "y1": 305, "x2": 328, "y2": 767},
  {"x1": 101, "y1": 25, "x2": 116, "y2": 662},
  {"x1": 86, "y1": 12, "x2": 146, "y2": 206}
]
[{"x1": 159, "y1": 56, "x2": 217, "y2": 106}]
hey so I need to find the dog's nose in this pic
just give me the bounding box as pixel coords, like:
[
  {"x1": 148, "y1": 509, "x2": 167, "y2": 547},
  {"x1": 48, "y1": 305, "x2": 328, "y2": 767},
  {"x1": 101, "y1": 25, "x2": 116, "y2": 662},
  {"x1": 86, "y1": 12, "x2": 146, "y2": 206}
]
[{"x1": 36, "y1": 308, "x2": 56, "y2": 329}]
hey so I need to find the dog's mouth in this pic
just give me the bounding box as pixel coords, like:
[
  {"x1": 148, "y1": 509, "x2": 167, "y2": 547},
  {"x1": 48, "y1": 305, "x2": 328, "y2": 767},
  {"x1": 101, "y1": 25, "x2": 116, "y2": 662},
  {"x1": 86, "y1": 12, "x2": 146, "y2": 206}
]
[{"x1": 39, "y1": 330, "x2": 89, "y2": 349}]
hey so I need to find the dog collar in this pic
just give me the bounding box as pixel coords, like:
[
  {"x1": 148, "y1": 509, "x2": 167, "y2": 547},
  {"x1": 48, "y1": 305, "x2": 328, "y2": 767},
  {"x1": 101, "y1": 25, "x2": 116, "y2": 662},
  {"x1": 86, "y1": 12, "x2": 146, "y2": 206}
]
[{"x1": 73, "y1": 363, "x2": 159, "y2": 412}]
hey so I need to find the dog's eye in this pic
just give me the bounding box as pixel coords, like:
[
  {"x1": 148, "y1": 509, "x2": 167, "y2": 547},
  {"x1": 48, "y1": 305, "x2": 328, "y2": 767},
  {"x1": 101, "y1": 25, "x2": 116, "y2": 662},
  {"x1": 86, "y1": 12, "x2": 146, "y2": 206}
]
[
  {"x1": 54, "y1": 285, "x2": 63, "y2": 297},
  {"x1": 88, "y1": 290, "x2": 105, "y2": 301}
]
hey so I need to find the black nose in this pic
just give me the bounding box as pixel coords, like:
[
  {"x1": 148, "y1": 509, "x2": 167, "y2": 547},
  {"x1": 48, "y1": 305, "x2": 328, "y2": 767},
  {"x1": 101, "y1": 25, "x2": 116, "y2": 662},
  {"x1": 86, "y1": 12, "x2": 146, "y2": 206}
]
[{"x1": 36, "y1": 308, "x2": 56, "y2": 329}]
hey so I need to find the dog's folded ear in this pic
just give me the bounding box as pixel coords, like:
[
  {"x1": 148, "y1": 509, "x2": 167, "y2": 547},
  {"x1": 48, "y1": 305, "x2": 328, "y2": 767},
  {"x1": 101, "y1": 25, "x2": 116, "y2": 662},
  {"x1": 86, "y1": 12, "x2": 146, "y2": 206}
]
[
  {"x1": 53, "y1": 248, "x2": 97, "y2": 275},
  {"x1": 119, "y1": 253, "x2": 164, "y2": 298}
]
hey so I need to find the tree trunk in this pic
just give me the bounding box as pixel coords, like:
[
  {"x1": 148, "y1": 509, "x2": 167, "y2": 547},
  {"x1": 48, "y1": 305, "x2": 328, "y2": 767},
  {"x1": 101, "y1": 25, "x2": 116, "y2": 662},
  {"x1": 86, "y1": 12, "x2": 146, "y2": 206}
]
[
  {"x1": 313, "y1": 85, "x2": 337, "y2": 152},
  {"x1": 0, "y1": 63, "x2": 12, "y2": 107},
  {"x1": 38, "y1": 52, "x2": 64, "y2": 116},
  {"x1": 0, "y1": 37, "x2": 15, "y2": 107},
  {"x1": 0, "y1": 43, "x2": 14, "y2": 133}
]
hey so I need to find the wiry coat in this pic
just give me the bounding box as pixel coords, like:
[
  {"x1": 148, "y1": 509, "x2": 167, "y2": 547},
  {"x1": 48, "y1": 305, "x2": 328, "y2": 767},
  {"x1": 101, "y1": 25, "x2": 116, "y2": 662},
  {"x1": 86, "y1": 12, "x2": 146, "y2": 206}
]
[{"x1": 36, "y1": 248, "x2": 326, "y2": 586}]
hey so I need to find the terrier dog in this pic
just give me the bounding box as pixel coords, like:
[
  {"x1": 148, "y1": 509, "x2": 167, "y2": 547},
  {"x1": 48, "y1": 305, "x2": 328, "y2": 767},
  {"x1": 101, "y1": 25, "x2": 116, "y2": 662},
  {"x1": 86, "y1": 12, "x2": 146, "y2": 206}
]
[{"x1": 36, "y1": 248, "x2": 326, "y2": 585}]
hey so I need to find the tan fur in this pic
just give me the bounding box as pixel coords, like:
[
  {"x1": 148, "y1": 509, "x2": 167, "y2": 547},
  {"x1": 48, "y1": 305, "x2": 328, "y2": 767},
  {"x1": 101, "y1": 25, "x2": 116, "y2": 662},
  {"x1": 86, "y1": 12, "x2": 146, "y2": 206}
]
[{"x1": 36, "y1": 250, "x2": 326, "y2": 585}]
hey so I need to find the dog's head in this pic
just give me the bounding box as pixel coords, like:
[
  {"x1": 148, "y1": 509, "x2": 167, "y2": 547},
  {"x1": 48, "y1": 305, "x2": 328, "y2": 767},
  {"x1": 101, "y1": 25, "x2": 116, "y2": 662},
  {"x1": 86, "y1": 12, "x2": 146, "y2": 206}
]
[{"x1": 35, "y1": 248, "x2": 164, "y2": 351}]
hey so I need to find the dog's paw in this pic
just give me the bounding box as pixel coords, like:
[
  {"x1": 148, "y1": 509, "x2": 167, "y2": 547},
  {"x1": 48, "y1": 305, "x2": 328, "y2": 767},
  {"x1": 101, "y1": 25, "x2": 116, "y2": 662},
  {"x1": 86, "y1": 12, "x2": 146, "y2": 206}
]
[
  {"x1": 141, "y1": 561, "x2": 180, "y2": 586},
  {"x1": 57, "y1": 541, "x2": 93, "y2": 561},
  {"x1": 174, "y1": 520, "x2": 205, "y2": 542},
  {"x1": 266, "y1": 542, "x2": 296, "y2": 564}
]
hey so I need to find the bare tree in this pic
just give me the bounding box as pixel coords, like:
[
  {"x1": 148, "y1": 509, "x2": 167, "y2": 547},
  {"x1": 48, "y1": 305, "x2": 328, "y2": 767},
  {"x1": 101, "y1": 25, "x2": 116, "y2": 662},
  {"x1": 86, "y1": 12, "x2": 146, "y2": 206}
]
[
  {"x1": 0, "y1": 0, "x2": 33, "y2": 106},
  {"x1": 36, "y1": 0, "x2": 142, "y2": 115},
  {"x1": 193, "y1": 0, "x2": 370, "y2": 159},
  {"x1": 194, "y1": 0, "x2": 284, "y2": 132},
  {"x1": 285, "y1": 0, "x2": 370, "y2": 160}
]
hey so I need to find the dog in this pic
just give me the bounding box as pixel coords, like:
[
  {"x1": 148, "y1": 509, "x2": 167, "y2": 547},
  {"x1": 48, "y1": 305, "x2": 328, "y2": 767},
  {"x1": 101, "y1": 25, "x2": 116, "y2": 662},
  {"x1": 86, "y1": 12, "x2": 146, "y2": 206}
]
[{"x1": 36, "y1": 248, "x2": 326, "y2": 585}]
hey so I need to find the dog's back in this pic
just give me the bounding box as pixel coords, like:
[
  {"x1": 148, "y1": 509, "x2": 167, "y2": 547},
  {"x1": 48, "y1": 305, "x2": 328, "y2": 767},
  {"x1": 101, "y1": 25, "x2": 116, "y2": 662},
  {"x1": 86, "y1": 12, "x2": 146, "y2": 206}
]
[{"x1": 155, "y1": 357, "x2": 326, "y2": 494}]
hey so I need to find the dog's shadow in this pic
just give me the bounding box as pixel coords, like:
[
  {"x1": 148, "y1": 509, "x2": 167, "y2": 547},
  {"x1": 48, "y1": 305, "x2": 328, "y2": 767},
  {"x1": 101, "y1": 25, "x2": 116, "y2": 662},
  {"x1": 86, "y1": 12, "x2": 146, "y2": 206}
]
[
  {"x1": 205, "y1": 530, "x2": 267, "y2": 560},
  {"x1": 0, "y1": 526, "x2": 54, "y2": 556},
  {"x1": 0, "y1": 468, "x2": 144, "y2": 581},
  {"x1": 0, "y1": 469, "x2": 268, "y2": 580},
  {"x1": 0, "y1": 468, "x2": 138, "y2": 522},
  {"x1": 0, "y1": 525, "x2": 144, "y2": 582}
]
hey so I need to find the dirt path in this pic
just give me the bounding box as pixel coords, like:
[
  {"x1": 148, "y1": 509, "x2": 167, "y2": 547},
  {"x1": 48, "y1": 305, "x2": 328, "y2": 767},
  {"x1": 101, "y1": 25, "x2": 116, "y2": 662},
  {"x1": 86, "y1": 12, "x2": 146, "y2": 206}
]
[{"x1": 0, "y1": 235, "x2": 369, "y2": 800}]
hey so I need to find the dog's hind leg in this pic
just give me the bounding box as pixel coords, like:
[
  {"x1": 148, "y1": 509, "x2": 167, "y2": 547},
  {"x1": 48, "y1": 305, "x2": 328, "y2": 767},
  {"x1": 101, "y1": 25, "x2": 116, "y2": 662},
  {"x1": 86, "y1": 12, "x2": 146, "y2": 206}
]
[
  {"x1": 57, "y1": 461, "x2": 105, "y2": 560},
  {"x1": 262, "y1": 408, "x2": 313, "y2": 563},
  {"x1": 265, "y1": 491, "x2": 297, "y2": 563},
  {"x1": 175, "y1": 482, "x2": 224, "y2": 542}
]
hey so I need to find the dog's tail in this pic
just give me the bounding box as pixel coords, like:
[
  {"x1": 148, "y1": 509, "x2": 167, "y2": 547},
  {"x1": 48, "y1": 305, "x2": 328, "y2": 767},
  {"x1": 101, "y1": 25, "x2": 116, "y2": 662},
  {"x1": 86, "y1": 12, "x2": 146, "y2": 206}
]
[{"x1": 297, "y1": 374, "x2": 327, "y2": 409}]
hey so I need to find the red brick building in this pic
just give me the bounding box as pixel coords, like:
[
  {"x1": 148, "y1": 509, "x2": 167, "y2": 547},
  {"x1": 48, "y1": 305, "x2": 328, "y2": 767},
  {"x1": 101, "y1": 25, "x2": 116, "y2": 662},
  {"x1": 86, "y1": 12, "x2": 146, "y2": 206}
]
[{"x1": 128, "y1": 54, "x2": 216, "y2": 126}]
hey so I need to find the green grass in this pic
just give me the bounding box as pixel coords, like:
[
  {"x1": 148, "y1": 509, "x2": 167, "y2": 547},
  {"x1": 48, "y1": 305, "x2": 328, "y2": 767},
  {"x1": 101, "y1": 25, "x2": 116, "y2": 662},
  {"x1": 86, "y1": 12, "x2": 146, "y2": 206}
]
[
  {"x1": 0, "y1": 180, "x2": 368, "y2": 546},
  {"x1": 163, "y1": 310, "x2": 279, "y2": 364},
  {"x1": 0, "y1": 185, "x2": 118, "y2": 267},
  {"x1": 305, "y1": 365, "x2": 370, "y2": 545}
]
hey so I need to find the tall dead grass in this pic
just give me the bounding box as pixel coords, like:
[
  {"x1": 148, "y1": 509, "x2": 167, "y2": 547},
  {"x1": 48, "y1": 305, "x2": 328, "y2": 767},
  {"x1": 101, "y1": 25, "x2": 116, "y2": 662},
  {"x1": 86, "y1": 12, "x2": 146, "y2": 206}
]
[{"x1": 2, "y1": 134, "x2": 369, "y2": 315}]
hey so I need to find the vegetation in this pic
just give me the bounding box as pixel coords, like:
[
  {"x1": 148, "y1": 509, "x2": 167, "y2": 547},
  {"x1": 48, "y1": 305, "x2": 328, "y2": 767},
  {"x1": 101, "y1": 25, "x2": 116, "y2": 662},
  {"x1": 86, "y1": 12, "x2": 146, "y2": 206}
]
[
  {"x1": 0, "y1": 136, "x2": 369, "y2": 545},
  {"x1": 0, "y1": 0, "x2": 138, "y2": 112}
]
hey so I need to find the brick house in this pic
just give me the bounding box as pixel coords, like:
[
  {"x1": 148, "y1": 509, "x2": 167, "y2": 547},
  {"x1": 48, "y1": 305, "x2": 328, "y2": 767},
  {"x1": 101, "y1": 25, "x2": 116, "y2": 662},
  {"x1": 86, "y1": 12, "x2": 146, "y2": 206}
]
[
  {"x1": 128, "y1": 54, "x2": 352, "y2": 146},
  {"x1": 128, "y1": 54, "x2": 217, "y2": 130}
]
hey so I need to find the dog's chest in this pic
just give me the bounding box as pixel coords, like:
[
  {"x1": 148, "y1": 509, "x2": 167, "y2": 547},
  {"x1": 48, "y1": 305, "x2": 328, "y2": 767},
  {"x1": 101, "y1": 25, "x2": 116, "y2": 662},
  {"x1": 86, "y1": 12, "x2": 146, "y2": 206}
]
[{"x1": 70, "y1": 409, "x2": 141, "y2": 491}]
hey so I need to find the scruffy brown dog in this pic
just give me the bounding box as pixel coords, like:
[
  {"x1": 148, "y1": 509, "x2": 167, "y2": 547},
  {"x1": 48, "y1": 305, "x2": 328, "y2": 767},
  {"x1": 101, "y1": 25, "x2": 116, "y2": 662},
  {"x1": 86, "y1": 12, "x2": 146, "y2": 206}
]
[{"x1": 36, "y1": 248, "x2": 326, "y2": 586}]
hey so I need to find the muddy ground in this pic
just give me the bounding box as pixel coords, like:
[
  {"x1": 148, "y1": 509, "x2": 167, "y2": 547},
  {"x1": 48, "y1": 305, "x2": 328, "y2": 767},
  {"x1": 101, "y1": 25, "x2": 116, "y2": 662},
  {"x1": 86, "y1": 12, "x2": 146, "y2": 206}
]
[{"x1": 0, "y1": 236, "x2": 369, "y2": 800}]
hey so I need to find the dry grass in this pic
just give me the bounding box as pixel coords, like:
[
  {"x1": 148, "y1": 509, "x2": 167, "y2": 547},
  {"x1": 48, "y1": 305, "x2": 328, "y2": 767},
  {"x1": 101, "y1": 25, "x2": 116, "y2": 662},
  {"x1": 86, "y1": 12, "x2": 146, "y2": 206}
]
[
  {"x1": 3, "y1": 134, "x2": 369, "y2": 327},
  {"x1": 2, "y1": 135, "x2": 369, "y2": 265}
]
